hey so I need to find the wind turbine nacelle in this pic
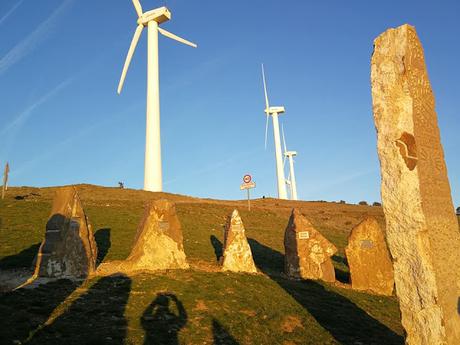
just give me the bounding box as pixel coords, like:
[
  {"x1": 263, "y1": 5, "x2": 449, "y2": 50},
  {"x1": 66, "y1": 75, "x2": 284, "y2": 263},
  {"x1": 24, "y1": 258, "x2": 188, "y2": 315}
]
[
  {"x1": 139, "y1": 6, "x2": 171, "y2": 25},
  {"x1": 266, "y1": 106, "x2": 285, "y2": 115},
  {"x1": 285, "y1": 151, "x2": 297, "y2": 157}
]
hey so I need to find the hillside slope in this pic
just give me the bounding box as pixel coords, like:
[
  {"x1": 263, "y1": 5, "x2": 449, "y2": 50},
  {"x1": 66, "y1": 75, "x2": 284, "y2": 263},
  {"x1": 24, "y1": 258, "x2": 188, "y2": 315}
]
[{"x1": 0, "y1": 185, "x2": 404, "y2": 344}]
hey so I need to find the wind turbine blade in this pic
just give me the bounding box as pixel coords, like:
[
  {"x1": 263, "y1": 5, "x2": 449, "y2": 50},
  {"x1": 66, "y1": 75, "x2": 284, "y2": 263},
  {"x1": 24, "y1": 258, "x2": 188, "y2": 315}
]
[
  {"x1": 264, "y1": 115, "x2": 269, "y2": 149},
  {"x1": 282, "y1": 124, "x2": 287, "y2": 153},
  {"x1": 158, "y1": 28, "x2": 197, "y2": 48},
  {"x1": 261, "y1": 64, "x2": 270, "y2": 111},
  {"x1": 117, "y1": 24, "x2": 144, "y2": 94},
  {"x1": 132, "y1": 0, "x2": 143, "y2": 17}
]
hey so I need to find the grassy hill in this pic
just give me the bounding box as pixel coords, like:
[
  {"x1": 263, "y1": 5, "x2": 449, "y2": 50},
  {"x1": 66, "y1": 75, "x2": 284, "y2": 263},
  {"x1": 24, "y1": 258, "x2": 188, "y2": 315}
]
[{"x1": 0, "y1": 185, "x2": 406, "y2": 344}]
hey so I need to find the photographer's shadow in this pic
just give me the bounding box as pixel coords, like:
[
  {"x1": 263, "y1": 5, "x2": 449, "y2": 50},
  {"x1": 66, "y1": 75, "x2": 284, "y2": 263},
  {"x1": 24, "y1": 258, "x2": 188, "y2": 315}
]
[{"x1": 141, "y1": 293, "x2": 187, "y2": 345}]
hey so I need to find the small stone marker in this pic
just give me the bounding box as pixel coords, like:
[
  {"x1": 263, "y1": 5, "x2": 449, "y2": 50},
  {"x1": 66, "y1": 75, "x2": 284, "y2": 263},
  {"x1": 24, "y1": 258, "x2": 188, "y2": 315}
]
[
  {"x1": 371, "y1": 24, "x2": 460, "y2": 344},
  {"x1": 121, "y1": 199, "x2": 189, "y2": 271},
  {"x1": 33, "y1": 187, "x2": 98, "y2": 278},
  {"x1": 345, "y1": 217, "x2": 394, "y2": 296},
  {"x1": 220, "y1": 209, "x2": 257, "y2": 273},
  {"x1": 284, "y1": 209, "x2": 337, "y2": 282}
]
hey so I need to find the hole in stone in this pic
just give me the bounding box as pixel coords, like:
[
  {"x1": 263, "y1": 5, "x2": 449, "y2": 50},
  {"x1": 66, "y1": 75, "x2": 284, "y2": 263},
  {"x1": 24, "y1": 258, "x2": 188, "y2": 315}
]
[{"x1": 395, "y1": 132, "x2": 418, "y2": 171}]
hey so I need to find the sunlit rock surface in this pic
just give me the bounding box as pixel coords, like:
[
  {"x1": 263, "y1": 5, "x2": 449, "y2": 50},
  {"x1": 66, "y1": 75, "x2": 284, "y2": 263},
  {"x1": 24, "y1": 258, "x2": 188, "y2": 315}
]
[
  {"x1": 284, "y1": 209, "x2": 337, "y2": 282},
  {"x1": 371, "y1": 24, "x2": 460, "y2": 345}
]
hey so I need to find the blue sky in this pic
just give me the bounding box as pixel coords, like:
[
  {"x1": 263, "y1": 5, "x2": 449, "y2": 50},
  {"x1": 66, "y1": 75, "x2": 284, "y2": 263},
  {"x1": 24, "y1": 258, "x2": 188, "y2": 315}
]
[{"x1": 0, "y1": 0, "x2": 459, "y2": 205}]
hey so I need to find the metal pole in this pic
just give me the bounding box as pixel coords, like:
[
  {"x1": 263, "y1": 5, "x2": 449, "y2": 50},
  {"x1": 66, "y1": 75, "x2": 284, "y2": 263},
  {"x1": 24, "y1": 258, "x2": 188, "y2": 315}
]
[{"x1": 247, "y1": 189, "x2": 251, "y2": 211}]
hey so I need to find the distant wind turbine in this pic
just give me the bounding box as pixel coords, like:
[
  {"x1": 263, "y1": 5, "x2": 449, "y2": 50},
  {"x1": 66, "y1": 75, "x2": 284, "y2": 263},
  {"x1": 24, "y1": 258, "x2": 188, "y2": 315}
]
[
  {"x1": 261, "y1": 64, "x2": 287, "y2": 200},
  {"x1": 282, "y1": 126, "x2": 298, "y2": 201},
  {"x1": 117, "y1": 0, "x2": 197, "y2": 192}
]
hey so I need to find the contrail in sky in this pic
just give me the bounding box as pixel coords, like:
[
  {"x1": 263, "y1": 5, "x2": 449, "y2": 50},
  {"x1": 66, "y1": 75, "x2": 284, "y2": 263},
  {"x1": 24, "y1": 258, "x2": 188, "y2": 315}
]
[
  {"x1": 0, "y1": 77, "x2": 73, "y2": 138},
  {"x1": 0, "y1": 0, "x2": 24, "y2": 26},
  {"x1": 0, "y1": 0, "x2": 73, "y2": 76}
]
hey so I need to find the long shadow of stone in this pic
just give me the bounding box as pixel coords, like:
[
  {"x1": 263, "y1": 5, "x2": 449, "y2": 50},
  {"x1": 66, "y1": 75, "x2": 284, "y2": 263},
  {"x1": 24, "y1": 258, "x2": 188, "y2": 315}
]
[
  {"x1": 95, "y1": 228, "x2": 111, "y2": 265},
  {"x1": 0, "y1": 242, "x2": 41, "y2": 270},
  {"x1": 210, "y1": 235, "x2": 223, "y2": 262},
  {"x1": 248, "y1": 238, "x2": 404, "y2": 345},
  {"x1": 141, "y1": 292, "x2": 187, "y2": 345},
  {"x1": 0, "y1": 279, "x2": 79, "y2": 344},
  {"x1": 212, "y1": 319, "x2": 239, "y2": 345},
  {"x1": 29, "y1": 274, "x2": 131, "y2": 344}
]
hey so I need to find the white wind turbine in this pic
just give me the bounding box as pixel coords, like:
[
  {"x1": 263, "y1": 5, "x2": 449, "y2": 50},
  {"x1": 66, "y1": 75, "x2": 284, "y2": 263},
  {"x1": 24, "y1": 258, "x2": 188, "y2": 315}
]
[
  {"x1": 117, "y1": 1, "x2": 197, "y2": 192},
  {"x1": 282, "y1": 126, "x2": 298, "y2": 201},
  {"x1": 262, "y1": 64, "x2": 287, "y2": 200}
]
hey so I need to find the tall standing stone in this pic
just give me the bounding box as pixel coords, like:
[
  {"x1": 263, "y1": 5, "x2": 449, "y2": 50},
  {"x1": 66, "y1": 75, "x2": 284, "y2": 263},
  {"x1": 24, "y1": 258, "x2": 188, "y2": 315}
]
[
  {"x1": 371, "y1": 24, "x2": 460, "y2": 344},
  {"x1": 284, "y1": 209, "x2": 337, "y2": 282},
  {"x1": 345, "y1": 217, "x2": 394, "y2": 295},
  {"x1": 221, "y1": 210, "x2": 257, "y2": 273},
  {"x1": 34, "y1": 187, "x2": 98, "y2": 278},
  {"x1": 122, "y1": 199, "x2": 189, "y2": 271}
]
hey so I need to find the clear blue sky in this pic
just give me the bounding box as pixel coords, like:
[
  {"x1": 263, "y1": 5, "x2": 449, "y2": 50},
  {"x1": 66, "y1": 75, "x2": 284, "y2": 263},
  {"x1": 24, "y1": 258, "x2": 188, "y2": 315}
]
[{"x1": 0, "y1": 0, "x2": 459, "y2": 205}]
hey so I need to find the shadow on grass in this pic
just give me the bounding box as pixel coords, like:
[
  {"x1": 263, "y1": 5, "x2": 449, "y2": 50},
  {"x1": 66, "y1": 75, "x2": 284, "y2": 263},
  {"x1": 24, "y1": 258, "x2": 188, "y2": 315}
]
[
  {"x1": 248, "y1": 238, "x2": 404, "y2": 345},
  {"x1": 212, "y1": 319, "x2": 239, "y2": 345},
  {"x1": 210, "y1": 235, "x2": 223, "y2": 262},
  {"x1": 141, "y1": 293, "x2": 187, "y2": 345},
  {"x1": 0, "y1": 279, "x2": 80, "y2": 344},
  {"x1": 0, "y1": 242, "x2": 41, "y2": 270},
  {"x1": 95, "y1": 228, "x2": 111, "y2": 265},
  {"x1": 332, "y1": 255, "x2": 350, "y2": 284},
  {"x1": 29, "y1": 274, "x2": 131, "y2": 344}
]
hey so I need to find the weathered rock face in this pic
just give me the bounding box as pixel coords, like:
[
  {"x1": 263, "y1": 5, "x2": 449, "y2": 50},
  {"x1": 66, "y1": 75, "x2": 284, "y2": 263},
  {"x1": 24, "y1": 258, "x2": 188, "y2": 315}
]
[
  {"x1": 220, "y1": 210, "x2": 257, "y2": 273},
  {"x1": 284, "y1": 209, "x2": 337, "y2": 282},
  {"x1": 345, "y1": 217, "x2": 394, "y2": 295},
  {"x1": 124, "y1": 199, "x2": 189, "y2": 271},
  {"x1": 371, "y1": 24, "x2": 460, "y2": 344},
  {"x1": 34, "y1": 187, "x2": 97, "y2": 278}
]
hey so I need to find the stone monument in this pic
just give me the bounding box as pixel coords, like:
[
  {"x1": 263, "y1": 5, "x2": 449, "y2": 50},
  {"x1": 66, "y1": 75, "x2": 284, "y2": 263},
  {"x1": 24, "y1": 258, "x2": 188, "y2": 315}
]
[
  {"x1": 371, "y1": 24, "x2": 460, "y2": 344},
  {"x1": 284, "y1": 209, "x2": 337, "y2": 282},
  {"x1": 111, "y1": 199, "x2": 189, "y2": 272},
  {"x1": 345, "y1": 217, "x2": 394, "y2": 295},
  {"x1": 33, "y1": 187, "x2": 97, "y2": 278},
  {"x1": 220, "y1": 209, "x2": 257, "y2": 273}
]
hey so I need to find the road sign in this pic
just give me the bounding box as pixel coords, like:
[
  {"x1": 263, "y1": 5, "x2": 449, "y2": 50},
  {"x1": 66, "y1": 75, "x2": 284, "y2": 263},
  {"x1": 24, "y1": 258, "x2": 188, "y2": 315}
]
[
  {"x1": 243, "y1": 174, "x2": 252, "y2": 184},
  {"x1": 240, "y1": 182, "x2": 256, "y2": 190},
  {"x1": 240, "y1": 176, "x2": 256, "y2": 211}
]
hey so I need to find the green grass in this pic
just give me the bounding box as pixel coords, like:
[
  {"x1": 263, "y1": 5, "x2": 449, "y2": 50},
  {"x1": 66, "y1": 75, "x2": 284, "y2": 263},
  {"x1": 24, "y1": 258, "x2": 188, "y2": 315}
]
[{"x1": 0, "y1": 185, "x2": 404, "y2": 344}]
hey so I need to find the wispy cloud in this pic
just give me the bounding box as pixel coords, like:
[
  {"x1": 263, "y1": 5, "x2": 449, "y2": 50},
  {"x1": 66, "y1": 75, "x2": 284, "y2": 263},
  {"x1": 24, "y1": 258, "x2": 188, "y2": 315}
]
[
  {"x1": 12, "y1": 102, "x2": 142, "y2": 177},
  {"x1": 0, "y1": 0, "x2": 24, "y2": 26},
  {"x1": 0, "y1": 0, "x2": 73, "y2": 76},
  {"x1": 0, "y1": 77, "x2": 73, "y2": 138}
]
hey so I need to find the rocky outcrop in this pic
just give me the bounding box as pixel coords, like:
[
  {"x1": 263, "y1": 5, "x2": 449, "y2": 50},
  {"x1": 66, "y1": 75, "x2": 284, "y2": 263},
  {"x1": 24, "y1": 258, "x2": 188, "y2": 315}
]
[
  {"x1": 284, "y1": 209, "x2": 337, "y2": 282},
  {"x1": 220, "y1": 210, "x2": 257, "y2": 273},
  {"x1": 371, "y1": 24, "x2": 460, "y2": 344},
  {"x1": 33, "y1": 187, "x2": 97, "y2": 279},
  {"x1": 345, "y1": 217, "x2": 394, "y2": 295}
]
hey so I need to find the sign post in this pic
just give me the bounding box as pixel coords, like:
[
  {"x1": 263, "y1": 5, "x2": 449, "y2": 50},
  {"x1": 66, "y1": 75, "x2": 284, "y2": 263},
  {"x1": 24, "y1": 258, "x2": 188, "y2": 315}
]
[
  {"x1": 240, "y1": 174, "x2": 256, "y2": 211},
  {"x1": 2, "y1": 162, "x2": 9, "y2": 200}
]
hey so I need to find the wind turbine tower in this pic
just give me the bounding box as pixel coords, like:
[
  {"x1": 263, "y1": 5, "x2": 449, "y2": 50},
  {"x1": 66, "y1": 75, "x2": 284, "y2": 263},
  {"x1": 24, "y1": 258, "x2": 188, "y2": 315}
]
[
  {"x1": 262, "y1": 64, "x2": 287, "y2": 200},
  {"x1": 117, "y1": 0, "x2": 197, "y2": 192},
  {"x1": 282, "y1": 126, "x2": 298, "y2": 201}
]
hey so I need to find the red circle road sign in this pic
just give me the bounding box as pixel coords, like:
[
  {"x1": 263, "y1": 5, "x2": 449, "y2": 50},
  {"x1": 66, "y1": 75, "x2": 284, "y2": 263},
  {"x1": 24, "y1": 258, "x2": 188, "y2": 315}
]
[{"x1": 243, "y1": 174, "x2": 252, "y2": 183}]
